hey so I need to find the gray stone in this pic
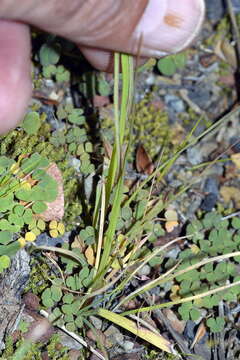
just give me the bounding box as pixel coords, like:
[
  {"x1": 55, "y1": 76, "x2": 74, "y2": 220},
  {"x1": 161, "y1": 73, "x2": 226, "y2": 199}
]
[
  {"x1": 137, "y1": 265, "x2": 151, "y2": 277},
  {"x1": 187, "y1": 147, "x2": 203, "y2": 165},
  {"x1": 89, "y1": 316, "x2": 102, "y2": 330},
  {"x1": 122, "y1": 340, "x2": 135, "y2": 352},
  {"x1": 104, "y1": 325, "x2": 124, "y2": 346},
  {"x1": 59, "y1": 332, "x2": 83, "y2": 350},
  {"x1": 0, "y1": 250, "x2": 30, "y2": 350},
  {"x1": 165, "y1": 94, "x2": 185, "y2": 113}
]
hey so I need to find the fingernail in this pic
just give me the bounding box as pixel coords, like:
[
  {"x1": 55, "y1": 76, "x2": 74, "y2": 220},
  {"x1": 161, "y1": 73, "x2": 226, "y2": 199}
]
[{"x1": 135, "y1": 0, "x2": 205, "y2": 58}]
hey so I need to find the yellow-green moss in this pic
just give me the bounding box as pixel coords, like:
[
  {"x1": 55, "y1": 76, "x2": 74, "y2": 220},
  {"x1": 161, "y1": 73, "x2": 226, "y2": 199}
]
[
  {"x1": 0, "y1": 117, "x2": 83, "y2": 230},
  {"x1": 100, "y1": 93, "x2": 172, "y2": 160}
]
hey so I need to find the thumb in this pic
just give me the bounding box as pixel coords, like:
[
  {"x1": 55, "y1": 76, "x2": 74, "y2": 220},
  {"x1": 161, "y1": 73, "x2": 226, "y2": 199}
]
[{"x1": 1, "y1": 0, "x2": 205, "y2": 58}]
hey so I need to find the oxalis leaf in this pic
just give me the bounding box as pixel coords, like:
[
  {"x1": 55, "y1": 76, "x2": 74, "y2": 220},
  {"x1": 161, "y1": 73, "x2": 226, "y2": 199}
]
[
  {"x1": 0, "y1": 255, "x2": 11, "y2": 272},
  {"x1": 22, "y1": 112, "x2": 41, "y2": 135},
  {"x1": 39, "y1": 42, "x2": 61, "y2": 66}
]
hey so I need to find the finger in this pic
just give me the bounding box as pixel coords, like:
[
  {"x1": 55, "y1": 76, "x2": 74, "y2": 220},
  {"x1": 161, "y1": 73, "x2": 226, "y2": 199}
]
[
  {"x1": 0, "y1": 20, "x2": 32, "y2": 133},
  {"x1": 1, "y1": 0, "x2": 205, "y2": 58},
  {"x1": 79, "y1": 46, "x2": 147, "y2": 72}
]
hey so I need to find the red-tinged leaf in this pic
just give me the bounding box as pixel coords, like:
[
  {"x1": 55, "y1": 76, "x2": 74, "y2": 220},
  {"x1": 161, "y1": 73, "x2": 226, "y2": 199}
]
[
  {"x1": 38, "y1": 163, "x2": 64, "y2": 221},
  {"x1": 136, "y1": 144, "x2": 154, "y2": 175}
]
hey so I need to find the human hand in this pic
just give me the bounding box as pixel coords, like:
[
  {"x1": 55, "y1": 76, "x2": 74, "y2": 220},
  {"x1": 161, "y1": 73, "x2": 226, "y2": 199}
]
[{"x1": 0, "y1": 0, "x2": 205, "y2": 133}]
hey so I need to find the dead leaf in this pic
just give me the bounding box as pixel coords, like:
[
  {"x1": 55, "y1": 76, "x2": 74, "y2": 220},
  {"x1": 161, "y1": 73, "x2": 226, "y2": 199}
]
[
  {"x1": 165, "y1": 220, "x2": 179, "y2": 233},
  {"x1": 85, "y1": 246, "x2": 95, "y2": 266},
  {"x1": 103, "y1": 138, "x2": 112, "y2": 160},
  {"x1": 136, "y1": 144, "x2": 154, "y2": 175},
  {"x1": 231, "y1": 153, "x2": 240, "y2": 169},
  {"x1": 71, "y1": 235, "x2": 85, "y2": 252},
  {"x1": 169, "y1": 285, "x2": 181, "y2": 301},
  {"x1": 214, "y1": 38, "x2": 237, "y2": 69},
  {"x1": 162, "y1": 308, "x2": 185, "y2": 334},
  {"x1": 220, "y1": 186, "x2": 240, "y2": 208},
  {"x1": 165, "y1": 209, "x2": 178, "y2": 222},
  {"x1": 38, "y1": 163, "x2": 64, "y2": 221},
  {"x1": 190, "y1": 321, "x2": 206, "y2": 349}
]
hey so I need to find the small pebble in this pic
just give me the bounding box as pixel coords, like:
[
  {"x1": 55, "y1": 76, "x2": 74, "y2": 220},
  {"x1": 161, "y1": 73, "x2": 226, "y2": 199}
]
[
  {"x1": 201, "y1": 193, "x2": 218, "y2": 211},
  {"x1": 137, "y1": 265, "x2": 151, "y2": 277},
  {"x1": 104, "y1": 325, "x2": 124, "y2": 346},
  {"x1": 164, "y1": 94, "x2": 185, "y2": 113},
  {"x1": 122, "y1": 341, "x2": 134, "y2": 352},
  {"x1": 89, "y1": 316, "x2": 102, "y2": 330},
  {"x1": 187, "y1": 148, "x2": 202, "y2": 165}
]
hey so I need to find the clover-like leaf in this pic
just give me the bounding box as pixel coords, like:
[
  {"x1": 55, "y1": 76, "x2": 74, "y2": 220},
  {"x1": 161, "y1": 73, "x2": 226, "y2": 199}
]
[
  {"x1": 178, "y1": 302, "x2": 192, "y2": 321},
  {"x1": 68, "y1": 108, "x2": 85, "y2": 125},
  {"x1": 62, "y1": 293, "x2": 74, "y2": 304},
  {"x1": 0, "y1": 193, "x2": 14, "y2": 212},
  {"x1": 0, "y1": 255, "x2": 11, "y2": 272},
  {"x1": 75, "y1": 315, "x2": 83, "y2": 328},
  {"x1": 206, "y1": 317, "x2": 225, "y2": 333},
  {"x1": 97, "y1": 78, "x2": 111, "y2": 96},
  {"x1": 42, "y1": 288, "x2": 54, "y2": 308},
  {"x1": 190, "y1": 308, "x2": 201, "y2": 321},
  {"x1": 51, "y1": 285, "x2": 63, "y2": 302},
  {"x1": 32, "y1": 201, "x2": 48, "y2": 214},
  {"x1": 157, "y1": 56, "x2": 176, "y2": 76},
  {"x1": 39, "y1": 43, "x2": 61, "y2": 66},
  {"x1": 0, "y1": 231, "x2": 12, "y2": 245},
  {"x1": 22, "y1": 112, "x2": 41, "y2": 135}
]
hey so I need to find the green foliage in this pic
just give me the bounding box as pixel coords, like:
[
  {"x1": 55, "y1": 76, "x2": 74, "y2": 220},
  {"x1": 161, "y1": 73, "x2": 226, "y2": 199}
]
[
  {"x1": 0, "y1": 153, "x2": 58, "y2": 267},
  {"x1": 39, "y1": 42, "x2": 61, "y2": 66},
  {"x1": 157, "y1": 52, "x2": 187, "y2": 76},
  {"x1": 168, "y1": 212, "x2": 240, "y2": 331},
  {"x1": 0, "y1": 333, "x2": 69, "y2": 360},
  {"x1": 22, "y1": 112, "x2": 41, "y2": 135},
  {"x1": 97, "y1": 75, "x2": 111, "y2": 96},
  {"x1": 206, "y1": 317, "x2": 225, "y2": 333},
  {"x1": 18, "y1": 320, "x2": 30, "y2": 334},
  {"x1": 43, "y1": 64, "x2": 70, "y2": 82},
  {"x1": 40, "y1": 255, "x2": 94, "y2": 332},
  {"x1": 0, "y1": 254, "x2": 10, "y2": 273}
]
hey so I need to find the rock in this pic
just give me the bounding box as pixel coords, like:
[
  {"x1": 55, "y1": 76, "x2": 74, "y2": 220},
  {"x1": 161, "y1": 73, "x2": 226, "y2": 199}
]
[
  {"x1": 201, "y1": 177, "x2": 219, "y2": 211},
  {"x1": 112, "y1": 354, "x2": 141, "y2": 360},
  {"x1": 137, "y1": 265, "x2": 151, "y2": 277},
  {"x1": 205, "y1": 0, "x2": 225, "y2": 22},
  {"x1": 122, "y1": 340, "x2": 134, "y2": 352},
  {"x1": 89, "y1": 316, "x2": 102, "y2": 330},
  {"x1": 59, "y1": 332, "x2": 83, "y2": 350},
  {"x1": 188, "y1": 84, "x2": 211, "y2": 110},
  {"x1": 104, "y1": 325, "x2": 124, "y2": 347},
  {"x1": 0, "y1": 249, "x2": 30, "y2": 351},
  {"x1": 229, "y1": 136, "x2": 240, "y2": 153},
  {"x1": 205, "y1": 0, "x2": 240, "y2": 23},
  {"x1": 201, "y1": 193, "x2": 218, "y2": 211},
  {"x1": 187, "y1": 148, "x2": 203, "y2": 166},
  {"x1": 68, "y1": 350, "x2": 81, "y2": 360},
  {"x1": 164, "y1": 94, "x2": 185, "y2": 113},
  {"x1": 35, "y1": 232, "x2": 65, "y2": 247}
]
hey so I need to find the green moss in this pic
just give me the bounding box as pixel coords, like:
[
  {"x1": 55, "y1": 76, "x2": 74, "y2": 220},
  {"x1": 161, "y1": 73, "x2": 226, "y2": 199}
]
[
  {"x1": 0, "y1": 112, "x2": 90, "y2": 229},
  {"x1": 0, "y1": 334, "x2": 70, "y2": 359},
  {"x1": 24, "y1": 260, "x2": 51, "y2": 295},
  {"x1": 100, "y1": 93, "x2": 172, "y2": 159}
]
